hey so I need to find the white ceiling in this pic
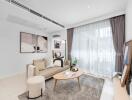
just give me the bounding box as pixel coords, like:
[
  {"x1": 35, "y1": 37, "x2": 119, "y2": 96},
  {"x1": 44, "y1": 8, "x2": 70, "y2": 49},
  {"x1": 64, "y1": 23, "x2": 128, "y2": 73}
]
[{"x1": 1, "y1": 0, "x2": 128, "y2": 33}]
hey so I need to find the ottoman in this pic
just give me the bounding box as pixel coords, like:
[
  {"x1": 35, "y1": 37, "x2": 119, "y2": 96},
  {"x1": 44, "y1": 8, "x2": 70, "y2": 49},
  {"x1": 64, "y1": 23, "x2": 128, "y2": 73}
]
[{"x1": 27, "y1": 76, "x2": 45, "y2": 99}]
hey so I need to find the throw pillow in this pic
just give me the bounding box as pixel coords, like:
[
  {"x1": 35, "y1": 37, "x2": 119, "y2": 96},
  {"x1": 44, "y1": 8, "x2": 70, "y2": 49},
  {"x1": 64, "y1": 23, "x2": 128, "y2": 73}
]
[
  {"x1": 64, "y1": 59, "x2": 70, "y2": 66},
  {"x1": 33, "y1": 59, "x2": 46, "y2": 71},
  {"x1": 121, "y1": 64, "x2": 130, "y2": 87}
]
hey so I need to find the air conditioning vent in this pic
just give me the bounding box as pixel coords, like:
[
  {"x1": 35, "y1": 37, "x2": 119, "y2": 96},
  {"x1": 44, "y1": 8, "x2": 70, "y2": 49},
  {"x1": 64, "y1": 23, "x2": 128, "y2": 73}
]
[
  {"x1": 11, "y1": 0, "x2": 30, "y2": 11},
  {"x1": 30, "y1": 9, "x2": 42, "y2": 17},
  {"x1": 5, "y1": 0, "x2": 10, "y2": 2},
  {"x1": 5, "y1": 0, "x2": 65, "y2": 28}
]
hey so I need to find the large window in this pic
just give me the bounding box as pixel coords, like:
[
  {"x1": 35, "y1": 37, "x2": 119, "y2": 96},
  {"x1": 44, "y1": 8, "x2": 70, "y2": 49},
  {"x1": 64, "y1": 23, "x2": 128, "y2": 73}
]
[{"x1": 71, "y1": 20, "x2": 115, "y2": 77}]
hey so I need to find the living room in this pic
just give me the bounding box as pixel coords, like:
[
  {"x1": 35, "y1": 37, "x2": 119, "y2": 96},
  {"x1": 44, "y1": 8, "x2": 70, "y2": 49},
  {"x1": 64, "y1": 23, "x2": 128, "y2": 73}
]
[{"x1": 0, "y1": 0, "x2": 132, "y2": 100}]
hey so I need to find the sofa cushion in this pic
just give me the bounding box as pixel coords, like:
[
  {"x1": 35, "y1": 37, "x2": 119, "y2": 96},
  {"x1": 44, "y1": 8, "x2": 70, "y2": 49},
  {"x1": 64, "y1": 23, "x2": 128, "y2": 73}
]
[
  {"x1": 39, "y1": 65, "x2": 70, "y2": 79},
  {"x1": 33, "y1": 59, "x2": 46, "y2": 71},
  {"x1": 39, "y1": 67, "x2": 60, "y2": 78}
]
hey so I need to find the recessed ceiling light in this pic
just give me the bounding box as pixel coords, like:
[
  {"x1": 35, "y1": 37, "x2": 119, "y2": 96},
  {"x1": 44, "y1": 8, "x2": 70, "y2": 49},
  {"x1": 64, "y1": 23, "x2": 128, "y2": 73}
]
[{"x1": 88, "y1": 5, "x2": 90, "y2": 8}]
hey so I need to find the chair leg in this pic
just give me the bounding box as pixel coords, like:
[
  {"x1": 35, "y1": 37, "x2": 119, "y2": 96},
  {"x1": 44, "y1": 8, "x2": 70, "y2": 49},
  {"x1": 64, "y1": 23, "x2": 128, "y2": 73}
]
[
  {"x1": 41, "y1": 88, "x2": 43, "y2": 96},
  {"x1": 27, "y1": 91, "x2": 30, "y2": 99},
  {"x1": 77, "y1": 77, "x2": 81, "y2": 89},
  {"x1": 54, "y1": 79, "x2": 58, "y2": 90}
]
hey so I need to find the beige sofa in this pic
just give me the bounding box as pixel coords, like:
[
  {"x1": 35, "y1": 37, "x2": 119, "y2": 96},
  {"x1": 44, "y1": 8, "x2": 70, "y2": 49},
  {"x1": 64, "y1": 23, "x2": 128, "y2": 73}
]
[
  {"x1": 113, "y1": 75, "x2": 129, "y2": 100},
  {"x1": 26, "y1": 59, "x2": 70, "y2": 80}
]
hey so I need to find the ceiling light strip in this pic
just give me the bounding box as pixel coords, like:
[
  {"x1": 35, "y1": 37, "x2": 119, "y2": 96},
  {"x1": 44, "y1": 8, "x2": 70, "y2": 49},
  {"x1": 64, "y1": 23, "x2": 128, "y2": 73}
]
[{"x1": 5, "y1": 0, "x2": 65, "y2": 28}]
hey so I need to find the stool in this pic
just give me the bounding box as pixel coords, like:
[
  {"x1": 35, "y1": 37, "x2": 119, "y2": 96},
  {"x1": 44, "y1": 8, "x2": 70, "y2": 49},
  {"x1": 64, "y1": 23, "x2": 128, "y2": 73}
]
[{"x1": 27, "y1": 76, "x2": 45, "y2": 99}]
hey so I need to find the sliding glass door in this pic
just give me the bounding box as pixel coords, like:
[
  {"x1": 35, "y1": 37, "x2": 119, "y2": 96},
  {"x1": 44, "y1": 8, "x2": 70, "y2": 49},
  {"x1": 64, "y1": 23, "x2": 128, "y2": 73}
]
[{"x1": 71, "y1": 20, "x2": 115, "y2": 77}]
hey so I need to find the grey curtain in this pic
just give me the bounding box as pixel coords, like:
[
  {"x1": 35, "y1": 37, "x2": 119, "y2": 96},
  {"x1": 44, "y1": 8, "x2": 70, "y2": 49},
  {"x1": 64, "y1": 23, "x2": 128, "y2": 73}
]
[
  {"x1": 110, "y1": 15, "x2": 125, "y2": 72},
  {"x1": 67, "y1": 28, "x2": 74, "y2": 60}
]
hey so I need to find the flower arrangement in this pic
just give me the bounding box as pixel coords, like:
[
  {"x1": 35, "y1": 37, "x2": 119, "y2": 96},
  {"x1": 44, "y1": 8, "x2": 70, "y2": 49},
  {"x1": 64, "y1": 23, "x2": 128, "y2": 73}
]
[{"x1": 72, "y1": 57, "x2": 77, "y2": 66}]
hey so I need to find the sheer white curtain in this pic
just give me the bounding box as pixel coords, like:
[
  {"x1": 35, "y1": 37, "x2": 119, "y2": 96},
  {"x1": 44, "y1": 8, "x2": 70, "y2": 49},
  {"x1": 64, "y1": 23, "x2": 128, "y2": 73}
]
[{"x1": 71, "y1": 20, "x2": 115, "y2": 77}]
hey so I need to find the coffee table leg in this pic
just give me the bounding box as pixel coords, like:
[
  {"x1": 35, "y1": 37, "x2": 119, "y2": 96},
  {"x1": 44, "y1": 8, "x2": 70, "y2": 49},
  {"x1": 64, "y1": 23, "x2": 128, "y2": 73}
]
[
  {"x1": 77, "y1": 77, "x2": 81, "y2": 89},
  {"x1": 54, "y1": 79, "x2": 58, "y2": 90}
]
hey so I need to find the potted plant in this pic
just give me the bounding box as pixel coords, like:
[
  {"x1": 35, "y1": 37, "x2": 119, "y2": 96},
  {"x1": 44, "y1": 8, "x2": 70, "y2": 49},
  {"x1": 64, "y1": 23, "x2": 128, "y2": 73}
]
[{"x1": 70, "y1": 58, "x2": 78, "y2": 72}]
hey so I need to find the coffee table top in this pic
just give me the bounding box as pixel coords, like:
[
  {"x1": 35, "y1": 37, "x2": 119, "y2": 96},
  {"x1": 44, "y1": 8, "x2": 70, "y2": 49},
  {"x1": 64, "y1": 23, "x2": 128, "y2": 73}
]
[{"x1": 53, "y1": 69, "x2": 84, "y2": 80}]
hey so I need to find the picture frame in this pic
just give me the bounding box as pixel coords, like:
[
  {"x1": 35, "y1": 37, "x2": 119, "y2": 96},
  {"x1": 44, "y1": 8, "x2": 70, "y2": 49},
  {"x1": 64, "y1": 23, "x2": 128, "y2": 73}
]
[
  {"x1": 20, "y1": 32, "x2": 48, "y2": 53},
  {"x1": 20, "y1": 32, "x2": 37, "y2": 53},
  {"x1": 36, "y1": 35, "x2": 48, "y2": 53},
  {"x1": 54, "y1": 40, "x2": 61, "y2": 49}
]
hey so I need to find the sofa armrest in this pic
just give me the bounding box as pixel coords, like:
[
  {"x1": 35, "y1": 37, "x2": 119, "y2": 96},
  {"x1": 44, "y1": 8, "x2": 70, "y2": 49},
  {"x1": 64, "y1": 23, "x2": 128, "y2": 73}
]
[
  {"x1": 34, "y1": 66, "x2": 40, "y2": 75},
  {"x1": 26, "y1": 64, "x2": 36, "y2": 79}
]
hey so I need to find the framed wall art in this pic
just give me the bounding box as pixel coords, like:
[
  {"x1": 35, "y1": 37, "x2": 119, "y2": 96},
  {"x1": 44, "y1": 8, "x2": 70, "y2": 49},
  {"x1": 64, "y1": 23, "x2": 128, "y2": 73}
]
[
  {"x1": 54, "y1": 40, "x2": 61, "y2": 49},
  {"x1": 20, "y1": 32, "x2": 48, "y2": 53},
  {"x1": 36, "y1": 35, "x2": 48, "y2": 53}
]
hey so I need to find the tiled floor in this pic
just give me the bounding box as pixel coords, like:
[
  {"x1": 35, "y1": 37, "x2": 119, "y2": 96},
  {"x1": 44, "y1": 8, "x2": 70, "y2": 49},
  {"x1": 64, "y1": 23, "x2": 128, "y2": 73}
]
[
  {"x1": 100, "y1": 79, "x2": 114, "y2": 100},
  {"x1": 0, "y1": 73, "x2": 26, "y2": 100},
  {"x1": 0, "y1": 73, "x2": 114, "y2": 100}
]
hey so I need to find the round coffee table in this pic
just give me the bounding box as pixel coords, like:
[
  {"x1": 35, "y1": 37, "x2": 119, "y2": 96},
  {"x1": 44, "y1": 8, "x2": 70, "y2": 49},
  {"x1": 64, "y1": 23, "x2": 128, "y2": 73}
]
[{"x1": 53, "y1": 69, "x2": 83, "y2": 90}]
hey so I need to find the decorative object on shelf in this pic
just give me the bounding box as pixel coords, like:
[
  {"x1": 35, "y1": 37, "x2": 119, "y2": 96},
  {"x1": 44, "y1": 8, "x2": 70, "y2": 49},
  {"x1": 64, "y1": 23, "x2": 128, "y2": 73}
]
[
  {"x1": 52, "y1": 50, "x2": 64, "y2": 67},
  {"x1": 64, "y1": 59, "x2": 70, "y2": 66},
  {"x1": 72, "y1": 58, "x2": 77, "y2": 65},
  {"x1": 52, "y1": 37, "x2": 66, "y2": 59},
  {"x1": 71, "y1": 67, "x2": 78, "y2": 72},
  {"x1": 52, "y1": 51, "x2": 64, "y2": 59},
  {"x1": 20, "y1": 32, "x2": 48, "y2": 53},
  {"x1": 54, "y1": 40, "x2": 61, "y2": 49}
]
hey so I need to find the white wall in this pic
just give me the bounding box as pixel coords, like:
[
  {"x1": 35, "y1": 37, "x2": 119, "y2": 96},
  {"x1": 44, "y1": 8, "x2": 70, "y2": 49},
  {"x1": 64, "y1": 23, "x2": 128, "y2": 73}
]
[
  {"x1": 0, "y1": 20, "x2": 49, "y2": 79},
  {"x1": 68, "y1": 10, "x2": 125, "y2": 29},
  {"x1": 0, "y1": 0, "x2": 51, "y2": 79},
  {"x1": 125, "y1": 0, "x2": 132, "y2": 42}
]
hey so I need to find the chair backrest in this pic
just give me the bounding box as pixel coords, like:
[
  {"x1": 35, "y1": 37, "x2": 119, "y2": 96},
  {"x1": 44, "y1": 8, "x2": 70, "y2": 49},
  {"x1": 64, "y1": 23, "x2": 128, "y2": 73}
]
[{"x1": 124, "y1": 40, "x2": 132, "y2": 94}]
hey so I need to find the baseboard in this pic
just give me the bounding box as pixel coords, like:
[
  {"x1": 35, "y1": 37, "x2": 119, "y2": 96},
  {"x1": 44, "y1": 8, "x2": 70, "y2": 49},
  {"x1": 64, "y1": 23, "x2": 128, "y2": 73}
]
[{"x1": 0, "y1": 71, "x2": 26, "y2": 80}]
